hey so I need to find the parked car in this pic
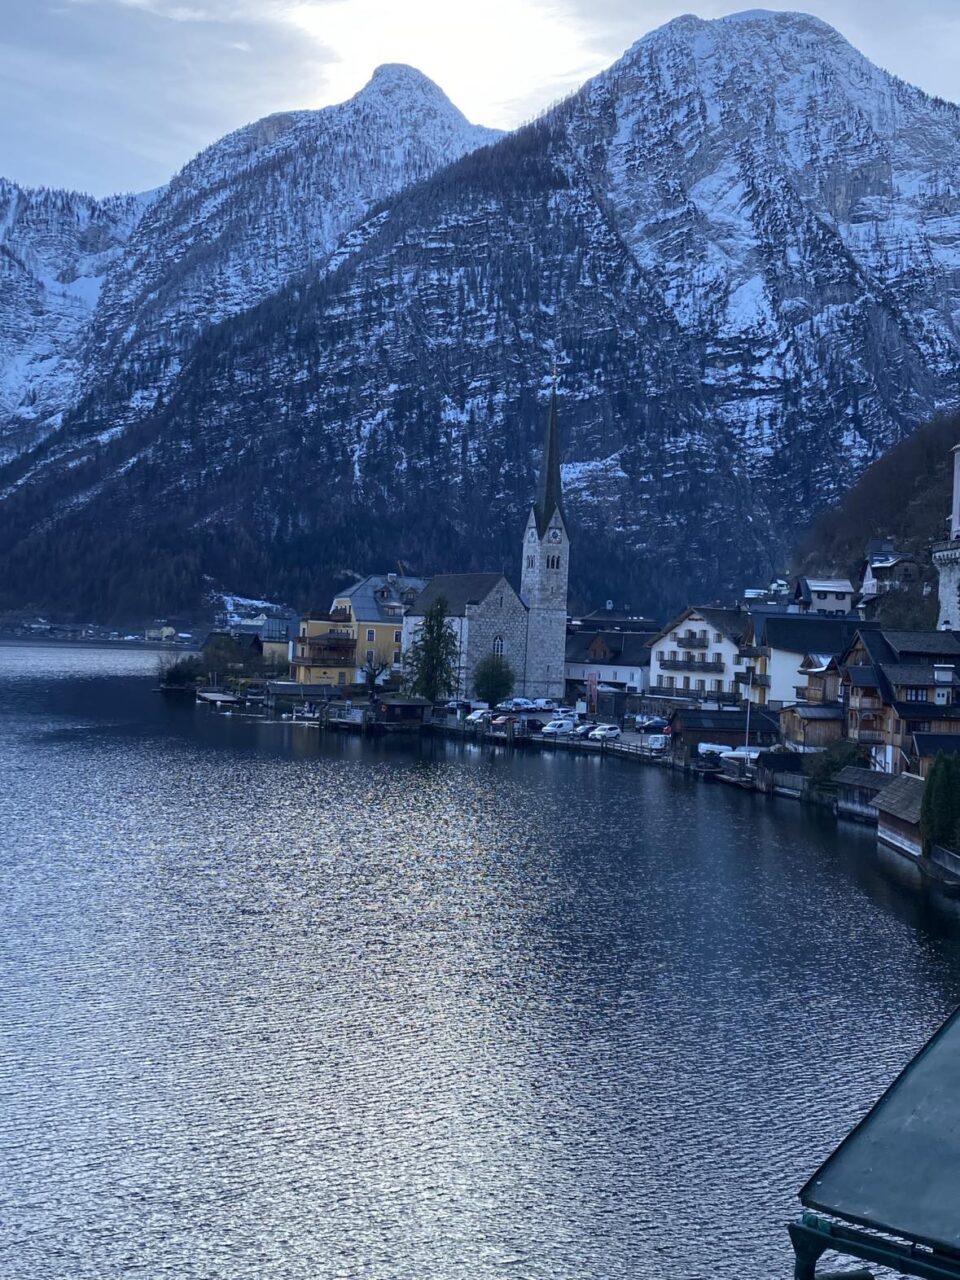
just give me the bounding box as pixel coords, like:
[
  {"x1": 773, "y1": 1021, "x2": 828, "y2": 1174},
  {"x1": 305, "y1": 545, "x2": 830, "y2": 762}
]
[
  {"x1": 571, "y1": 722, "x2": 595, "y2": 738},
  {"x1": 532, "y1": 698, "x2": 556, "y2": 711},
  {"x1": 557, "y1": 706, "x2": 578, "y2": 719},
  {"x1": 637, "y1": 715, "x2": 668, "y2": 732},
  {"x1": 490, "y1": 714, "x2": 516, "y2": 728},
  {"x1": 496, "y1": 697, "x2": 536, "y2": 712},
  {"x1": 520, "y1": 718, "x2": 547, "y2": 734},
  {"x1": 588, "y1": 724, "x2": 621, "y2": 741},
  {"x1": 542, "y1": 719, "x2": 575, "y2": 736},
  {"x1": 465, "y1": 709, "x2": 491, "y2": 725},
  {"x1": 645, "y1": 733, "x2": 669, "y2": 752}
]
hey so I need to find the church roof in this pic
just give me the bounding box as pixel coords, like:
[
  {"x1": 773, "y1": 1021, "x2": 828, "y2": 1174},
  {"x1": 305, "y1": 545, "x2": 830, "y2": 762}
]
[
  {"x1": 407, "y1": 573, "x2": 509, "y2": 617},
  {"x1": 533, "y1": 387, "x2": 565, "y2": 537}
]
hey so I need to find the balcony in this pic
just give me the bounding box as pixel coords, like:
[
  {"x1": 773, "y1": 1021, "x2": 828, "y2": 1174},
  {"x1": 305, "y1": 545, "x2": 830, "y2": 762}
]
[
  {"x1": 676, "y1": 633, "x2": 709, "y2": 649},
  {"x1": 659, "y1": 658, "x2": 725, "y2": 674},
  {"x1": 850, "y1": 729, "x2": 886, "y2": 745},
  {"x1": 850, "y1": 693, "x2": 883, "y2": 710},
  {"x1": 292, "y1": 635, "x2": 357, "y2": 668},
  {"x1": 735, "y1": 671, "x2": 770, "y2": 688}
]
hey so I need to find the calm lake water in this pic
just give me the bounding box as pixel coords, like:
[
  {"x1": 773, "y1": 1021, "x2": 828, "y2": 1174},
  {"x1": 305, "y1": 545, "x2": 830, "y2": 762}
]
[{"x1": 2, "y1": 644, "x2": 960, "y2": 1280}]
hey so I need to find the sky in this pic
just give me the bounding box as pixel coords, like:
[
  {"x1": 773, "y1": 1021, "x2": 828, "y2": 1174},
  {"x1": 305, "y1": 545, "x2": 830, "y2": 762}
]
[{"x1": 4, "y1": 0, "x2": 960, "y2": 196}]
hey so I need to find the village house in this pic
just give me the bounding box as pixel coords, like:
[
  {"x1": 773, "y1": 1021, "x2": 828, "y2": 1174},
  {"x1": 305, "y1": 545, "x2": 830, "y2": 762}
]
[
  {"x1": 743, "y1": 615, "x2": 867, "y2": 708},
  {"x1": 841, "y1": 629, "x2": 960, "y2": 774},
  {"x1": 778, "y1": 703, "x2": 845, "y2": 752},
  {"x1": 908, "y1": 733, "x2": 960, "y2": 779},
  {"x1": 291, "y1": 611, "x2": 357, "y2": 687},
  {"x1": 859, "y1": 540, "x2": 921, "y2": 607},
  {"x1": 331, "y1": 573, "x2": 426, "y2": 685},
  {"x1": 647, "y1": 607, "x2": 749, "y2": 705},
  {"x1": 564, "y1": 628, "x2": 656, "y2": 701},
  {"x1": 793, "y1": 576, "x2": 857, "y2": 615}
]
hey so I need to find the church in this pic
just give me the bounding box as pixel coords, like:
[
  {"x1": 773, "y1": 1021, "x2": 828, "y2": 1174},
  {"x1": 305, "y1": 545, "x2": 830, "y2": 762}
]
[{"x1": 402, "y1": 390, "x2": 570, "y2": 701}]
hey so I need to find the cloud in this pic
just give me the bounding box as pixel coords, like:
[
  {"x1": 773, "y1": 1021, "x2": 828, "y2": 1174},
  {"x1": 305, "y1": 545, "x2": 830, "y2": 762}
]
[{"x1": 4, "y1": 0, "x2": 958, "y2": 196}]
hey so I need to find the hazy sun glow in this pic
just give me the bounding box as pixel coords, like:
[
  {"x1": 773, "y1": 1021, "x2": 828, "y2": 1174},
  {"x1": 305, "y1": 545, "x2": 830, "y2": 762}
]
[{"x1": 282, "y1": 0, "x2": 600, "y2": 126}]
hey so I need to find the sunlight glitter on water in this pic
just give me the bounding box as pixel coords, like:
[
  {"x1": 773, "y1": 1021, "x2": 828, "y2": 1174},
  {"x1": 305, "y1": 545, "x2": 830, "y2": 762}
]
[{"x1": 1, "y1": 645, "x2": 959, "y2": 1279}]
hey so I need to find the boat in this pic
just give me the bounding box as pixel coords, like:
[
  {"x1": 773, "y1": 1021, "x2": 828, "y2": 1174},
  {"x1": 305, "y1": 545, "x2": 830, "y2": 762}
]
[{"x1": 196, "y1": 689, "x2": 241, "y2": 706}]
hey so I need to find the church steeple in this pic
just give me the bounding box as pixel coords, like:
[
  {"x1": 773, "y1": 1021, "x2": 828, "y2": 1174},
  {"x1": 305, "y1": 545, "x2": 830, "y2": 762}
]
[{"x1": 533, "y1": 384, "x2": 564, "y2": 537}]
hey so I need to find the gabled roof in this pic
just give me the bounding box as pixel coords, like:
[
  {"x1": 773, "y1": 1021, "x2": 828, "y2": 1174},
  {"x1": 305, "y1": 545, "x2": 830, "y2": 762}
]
[
  {"x1": 532, "y1": 386, "x2": 565, "y2": 537},
  {"x1": 668, "y1": 708, "x2": 779, "y2": 732},
  {"x1": 881, "y1": 663, "x2": 960, "y2": 687},
  {"x1": 650, "y1": 605, "x2": 747, "y2": 647},
  {"x1": 873, "y1": 774, "x2": 925, "y2": 825},
  {"x1": 835, "y1": 766, "x2": 892, "y2": 792},
  {"x1": 782, "y1": 704, "x2": 844, "y2": 721},
  {"x1": 565, "y1": 630, "x2": 656, "y2": 665},
  {"x1": 762, "y1": 614, "x2": 866, "y2": 656},
  {"x1": 912, "y1": 733, "x2": 960, "y2": 759},
  {"x1": 407, "y1": 573, "x2": 511, "y2": 617},
  {"x1": 797, "y1": 576, "x2": 856, "y2": 595},
  {"x1": 333, "y1": 574, "x2": 427, "y2": 622},
  {"x1": 881, "y1": 630, "x2": 960, "y2": 659}
]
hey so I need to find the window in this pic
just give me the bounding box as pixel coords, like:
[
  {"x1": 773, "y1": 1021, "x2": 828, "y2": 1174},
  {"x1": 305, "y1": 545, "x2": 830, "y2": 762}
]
[
  {"x1": 817, "y1": 592, "x2": 828, "y2": 600},
  {"x1": 393, "y1": 649, "x2": 401, "y2": 665},
  {"x1": 338, "y1": 671, "x2": 346, "y2": 685},
  {"x1": 665, "y1": 676, "x2": 675, "y2": 690},
  {"x1": 696, "y1": 678, "x2": 705, "y2": 692},
  {"x1": 493, "y1": 635, "x2": 504, "y2": 657},
  {"x1": 835, "y1": 592, "x2": 846, "y2": 600},
  {"x1": 366, "y1": 628, "x2": 375, "y2": 642},
  {"x1": 526, "y1": 555, "x2": 534, "y2": 568},
  {"x1": 713, "y1": 679, "x2": 722, "y2": 692},
  {"x1": 394, "y1": 630, "x2": 402, "y2": 644},
  {"x1": 683, "y1": 676, "x2": 691, "y2": 690},
  {"x1": 714, "y1": 633, "x2": 722, "y2": 643},
  {"x1": 366, "y1": 649, "x2": 374, "y2": 663},
  {"x1": 905, "y1": 687, "x2": 928, "y2": 702}
]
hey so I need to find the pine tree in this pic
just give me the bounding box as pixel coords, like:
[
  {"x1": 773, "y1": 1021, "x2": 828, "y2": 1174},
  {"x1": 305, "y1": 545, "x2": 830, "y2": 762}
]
[
  {"x1": 921, "y1": 755, "x2": 960, "y2": 854},
  {"x1": 472, "y1": 653, "x2": 514, "y2": 707},
  {"x1": 404, "y1": 598, "x2": 459, "y2": 703}
]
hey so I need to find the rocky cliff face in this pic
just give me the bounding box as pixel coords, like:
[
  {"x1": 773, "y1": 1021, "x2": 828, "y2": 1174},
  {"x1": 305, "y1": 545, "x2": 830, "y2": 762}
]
[
  {"x1": 0, "y1": 182, "x2": 151, "y2": 459},
  {"x1": 3, "y1": 12, "x2": 960, "y2": 619}
]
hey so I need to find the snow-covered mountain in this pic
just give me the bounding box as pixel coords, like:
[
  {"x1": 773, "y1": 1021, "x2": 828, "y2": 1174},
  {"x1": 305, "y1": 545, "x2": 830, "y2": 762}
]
[
  {"x1": 0, "y1": 182, "x2": 152, "y2": 458},
  {"x1": 0, "y1": 64, "x2": 498, "y2": 457},
  {"x1": 3, "y1": 11, "x2": 960, "y2": 619}
]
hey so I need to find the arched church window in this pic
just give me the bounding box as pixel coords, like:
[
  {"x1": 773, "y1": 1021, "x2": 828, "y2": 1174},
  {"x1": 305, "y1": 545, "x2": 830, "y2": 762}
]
[{"x1": 493, "y1": 635, "x2": 504, "y2": 657}]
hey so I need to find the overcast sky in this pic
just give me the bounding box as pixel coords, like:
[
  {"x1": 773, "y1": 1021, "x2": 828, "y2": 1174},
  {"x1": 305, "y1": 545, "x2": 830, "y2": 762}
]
[{"x1": 5, "y1": 0, "x2": 960, "y2": 196}]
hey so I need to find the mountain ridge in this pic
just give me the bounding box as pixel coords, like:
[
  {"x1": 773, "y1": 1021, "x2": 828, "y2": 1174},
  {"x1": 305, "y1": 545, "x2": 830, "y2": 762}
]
[{"x1": 2, "y1": 10, "x2": 960, "y2": 619}]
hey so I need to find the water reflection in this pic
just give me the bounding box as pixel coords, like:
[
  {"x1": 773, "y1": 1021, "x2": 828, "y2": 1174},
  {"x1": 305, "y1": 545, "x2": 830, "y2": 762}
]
[{"x1": 0, "y1": 645, "x2": 959, "y2": 1279}]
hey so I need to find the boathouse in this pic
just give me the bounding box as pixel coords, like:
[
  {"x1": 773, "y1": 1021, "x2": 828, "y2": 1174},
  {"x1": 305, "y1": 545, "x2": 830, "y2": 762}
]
[
  {"x1": 873, "y1": 774, "x2": 925, "y2": 860},
  {"x1": 834, "y1": 766, "x2": 890, "y2": 823},
  {"x1": 667, "y1": 707, "x2": 779, "y2": 762}
]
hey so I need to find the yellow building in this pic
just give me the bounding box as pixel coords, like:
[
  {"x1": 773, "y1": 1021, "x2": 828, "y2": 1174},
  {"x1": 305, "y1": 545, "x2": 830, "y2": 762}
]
[
  {"x1": 291, "y1": 611, "x2": 357, "y2": 687},
  {"x1": 330, "y1": 574, "x2": 426, "y2": 685}
]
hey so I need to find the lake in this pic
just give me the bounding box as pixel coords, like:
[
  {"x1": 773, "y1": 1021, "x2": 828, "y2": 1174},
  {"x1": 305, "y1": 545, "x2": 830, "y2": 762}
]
[{"x1": 1, "y1": 644, "x2": 959, "y2": 1280}]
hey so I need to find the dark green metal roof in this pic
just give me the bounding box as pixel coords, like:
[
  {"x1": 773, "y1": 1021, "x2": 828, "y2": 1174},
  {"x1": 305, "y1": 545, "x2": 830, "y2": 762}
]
[{"x1": 801, "y1": 1004, "x2": 960, "y2": 1255}]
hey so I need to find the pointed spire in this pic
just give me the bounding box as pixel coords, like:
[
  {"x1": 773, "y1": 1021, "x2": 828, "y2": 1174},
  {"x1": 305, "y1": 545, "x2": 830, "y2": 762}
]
[{"x1": 533, "y1": 377, "x2": 564, "y2": 537}]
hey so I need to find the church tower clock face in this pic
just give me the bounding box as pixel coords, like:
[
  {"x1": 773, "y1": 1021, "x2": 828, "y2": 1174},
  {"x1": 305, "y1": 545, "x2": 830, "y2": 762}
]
[{"x1": 547, "y1": 528, "x2": 562, "y2": 543}]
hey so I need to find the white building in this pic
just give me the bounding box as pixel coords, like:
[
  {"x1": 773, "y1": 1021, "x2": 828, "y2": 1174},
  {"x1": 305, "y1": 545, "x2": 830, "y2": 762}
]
[
  {"x1": 647, "y1": 607, "x2": 749, "y2": 703},
  {"x1": 934, "y1": 444, "x2": 960, "y2": 630}
]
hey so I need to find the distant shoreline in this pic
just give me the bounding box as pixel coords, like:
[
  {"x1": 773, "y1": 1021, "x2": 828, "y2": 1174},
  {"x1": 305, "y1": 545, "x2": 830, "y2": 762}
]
[{"x1": 0, "y1": 636, "x2": 198, "y2": 654}]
